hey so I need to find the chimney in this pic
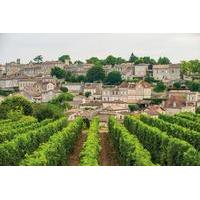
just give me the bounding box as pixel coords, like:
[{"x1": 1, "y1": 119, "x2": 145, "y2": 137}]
[{"x1": 17, "y1": 58, "x2": 20, "y2": 64}]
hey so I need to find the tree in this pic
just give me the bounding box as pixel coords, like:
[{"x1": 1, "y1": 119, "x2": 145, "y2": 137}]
[
  {"x1": 0, "y1": 95, "x2": 33, "y2": 119},
  {"x1": 33, "y1": 55, "x2": 43, "y2": 63},
  {"x1": 104, "y1": 55, "x2": 117, "y2": 66},
  {"x1": 60, "y1": 87, "x2": 68, "y2": 93},
  {"x1": 86, "y1": 57, "x2": 101, "y2": 65},
  {"x1": 33, "y1": 103, "x2": 63, "y2": 122},
  {"x1": 74, "y1": 60, "x2": 84, "y2": 65},
  {"x1": 86, "y1": 64, "x2": 105, "y2": 82},
  {"x1": 153, "y1": 81, "x2": 166, "y2": 92},
  {"x1": 51, "y1": 67, "x2": 66, "y2": 79},
  {"x1": 85, "y1": 91, "x2": 91, "y2": 98},
  {"x1": 105, "y1": 71, "x2": 122, "y2": 85},
  {"x1": 129, "y1": 53, "x2": 138, "y2": 63},
  {"x1": 157, "y1": 57, "x2": 171, "y2": 64},
  {"x1": 173, "y1": 82, "x2": 181, "y2": 89},
  {"x1": 128, "y1": 104, "x2": 140, "y2": 112},
  {"x1": 196, "y1": 106, "x2": 200, "y2": 114},
  {"x1": 58, "y1": 55, "x2": 71, "y2": 63},
  {"x1": 50, "y1": 92, "x2": 73, "y2": 109},
  {"x1": 116, "y1": 57, "x2": 126, "y2": 64}
]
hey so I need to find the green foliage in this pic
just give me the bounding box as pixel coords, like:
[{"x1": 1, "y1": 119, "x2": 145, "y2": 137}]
[
  {"x1": 86, "y1": 64, "x2": 105, "y2": 82},
  {"x1": 124, "y1": 116, "x2": 200, "y2": 165},
  {"x1": 0, "y1": 118, "x2": 51, "y2": 144},
  {"x1": 60, "y1": 86, "x2": 68, "y2": 93},
  {"x1": 84, "y1": 91, "x2": 91, "y2": 98},
  {"x1": 108, "y1": 117, "x2": 154, "y2": 166},
  {"x1": 196, "y1": 107, "x2": 200, "y2": 114},
  {"x1": 7, "y1": 110, "x2": 23, "y2": 121},
  {"x1": 50, "y1": 92, "x2": 73, "y2": 109},
  {"x1": 80, "y1": 117, "x2": 100, "y2": 166},
  {"x1": 20, "y1": 117, "x2": 83, "y2": 166},
  {"x1": 51, "y1": 67, "x2": 66, "y2": 79},
  {"x1": 105, "y1": 71, "x2": 122, "y2": 85},
  {"x1": 128, "y1": 104, "x2": 140, "y2": 112},
  {"x1": 181, "y1": 60, "x2": 200, "y2": 75},
  {"x1": 144, "y1": 76, "x2": 158, "y2": 84},
  {"x1": 140, "y1": 114, "x2": 200, "y2": 151},
  {"x1": 0, "y1": 89, "x2": 15, "y2": 96},
  {"x1": 185, "y1": 80, "x2": 200, "y2": 92},
  {"x1": 159, "y1": 114, "x2": 200, "y2": 132},
  {"x1": 153, "y1": 81, "x2": 166, "y2": 92},
  {"x1": 0, "y1": 117, "x2": 67, "y2": 165},
  {"x1": 157, "y1": 57, "x2": 171, "y2": 64},
  {"x1": 150, "y1": 99, "x2": 162, "y2": 105},
  {"x1": 74, "y1": 60, "x2": 84, "y2": 65},
  {"x1": 33, "y1": 55, "x2": 43, "y2": 63},
  {"x1": 173, "y1": 82, "x2": 181, "y2": 89},
  {"x1": 0, "y1": 95, "x2": 33, "y2": 119},
  {"x1": 58, "y1": 55, "x2": 71, "y2": 63},
  {"x1": 33, "y1": 103, "x2": 64, "y2": 122},
  {"x1": 86, "y1": 57, "x2": 101, "y2": 65},
  {"x1": 129, "y1": 53, "x2": 138, "y2": 63}
]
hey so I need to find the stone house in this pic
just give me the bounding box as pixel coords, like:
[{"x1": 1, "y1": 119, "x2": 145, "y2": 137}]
[
  {"x1": 153, "y1": 64, "x2": 181, "y2": 82},
  {"x1": 102, "y1": 81, "x2": 152, "y2": 103},
  {"x1": 134, "y1": 64, "x2": 149, "y2": 77},
  {"x1": 163, "y1": 90, "x2": 197, "y2": 115},
  {"x1": 83, "y1": 83, "x2": 103, "y2": 100},
  {"x1": 63, "y1": 82, "x2": 84, "y2": 94},
  {"x1": 0, "y1": 75, "x2": 19, "y2": 90},
  {"x1": 104, "y1": 63, "x2": 134, "y2": 79},
  {"x1": 21, "y1": 80, "x2": 58, "y2": 103}
]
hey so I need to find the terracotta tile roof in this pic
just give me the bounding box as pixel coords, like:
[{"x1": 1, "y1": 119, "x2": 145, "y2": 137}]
[{"x1": 164, "y1": 95, "x2": 186, "y2": 108}]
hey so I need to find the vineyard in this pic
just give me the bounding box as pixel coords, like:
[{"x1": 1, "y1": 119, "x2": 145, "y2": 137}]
[{"x1": 0, "y1": 112, "x2": 200, "y2": 166}]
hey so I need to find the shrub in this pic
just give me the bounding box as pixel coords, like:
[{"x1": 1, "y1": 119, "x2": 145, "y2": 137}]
[
  {"x1": 33, "y1": 103, "x2": 64, "y2": 121},
  {"x1": 0, "y1": 95, "x2": 33, "y2": 119}
]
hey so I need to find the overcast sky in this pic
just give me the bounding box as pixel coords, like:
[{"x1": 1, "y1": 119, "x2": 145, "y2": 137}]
[{"x1": 0, "y1": 33, "x2": 200, "y2": 64}]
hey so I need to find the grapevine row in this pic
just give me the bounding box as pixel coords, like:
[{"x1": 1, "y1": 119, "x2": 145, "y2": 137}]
[
  {"x1": 0, "y1": 116, "x2": 37, "y2": 132},
  {"x1": 124, "y1": 116, "x2": 200, "y2": 166},
  {"x1": 80, "y1": 117, "x2": 100, "y2": 166},
  {"x1": 108, "y1": 116, "x2": 154, "y2": 166},
  {"x1": 140, "y1": 114, "x2": 200, "y2": 150},
  {"x1": 0, "y1": 117, "x2": 67, "y2": 166},
  {"x1": 20, "y1": 117, "x2": 83, "y2": 166},
  {"x1": 0, "y1": 118, "x2": 52, "y2": 143},
  {"x1": 159, "y1": 114, "x2": 200, "y2": 132}
]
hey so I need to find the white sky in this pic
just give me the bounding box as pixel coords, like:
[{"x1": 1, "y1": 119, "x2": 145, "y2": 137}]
[{"x1": 0, "y1": 33, "x2": 200, "y2": 64}]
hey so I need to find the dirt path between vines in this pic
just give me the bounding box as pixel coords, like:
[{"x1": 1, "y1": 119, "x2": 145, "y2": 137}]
[
  {"x1": 68, "y1": 130, "x2": 87, "y2": 166},
  {"x1": 99, "y1": 126, "x2": 119, "y2": 166}
]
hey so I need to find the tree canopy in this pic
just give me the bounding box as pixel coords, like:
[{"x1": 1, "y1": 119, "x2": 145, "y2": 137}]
[
  {"x1": 58, "y1": 55, "x2": 71, "y2": 63},
  {"x1": 33, "y1": 55, "x2": 43, "y2": 63},
  {"x1": 157, "y1": 57, "x2": 171, "y2": 65},
  {"x1": 51, "y1": 67, "x2": 66, "y2": 79},
  {"x1": 86, "y1": 64, "x2": 105, "y2": 82},
  {"x1": 0, "y1": 95, "x2": 33, "y2": 119},
  {"x1": 181, "y1": 60, "x2": 200, "y2": 75},
  {"x1": 105, "y1": 71, "x2": 122, "y2": 85}
]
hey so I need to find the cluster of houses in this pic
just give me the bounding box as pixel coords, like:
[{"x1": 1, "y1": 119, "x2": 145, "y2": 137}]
[{"x1": 0, "y1": 57, "x2": 199, "y2": 122}]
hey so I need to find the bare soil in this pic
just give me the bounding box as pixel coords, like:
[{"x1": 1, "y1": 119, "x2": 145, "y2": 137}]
[
  {"x1": 99, "y1": 127, "x2": 119, "y2": 166},
  {"x1": 68, "y1": 130, "x2": 87, "y2": 166}
]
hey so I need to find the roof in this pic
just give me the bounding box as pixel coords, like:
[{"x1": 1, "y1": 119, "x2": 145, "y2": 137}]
[
  {"x1": 164, "y1": 95, "x2": 186, "y2": 109},
  {"x1": 143, "y1": 105, "x2": 165, "y2": 116}
]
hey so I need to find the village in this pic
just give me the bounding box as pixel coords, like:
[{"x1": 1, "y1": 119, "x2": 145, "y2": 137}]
[{"x1": 0, "y1": 55, "x2": 200, "y2": 123}]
